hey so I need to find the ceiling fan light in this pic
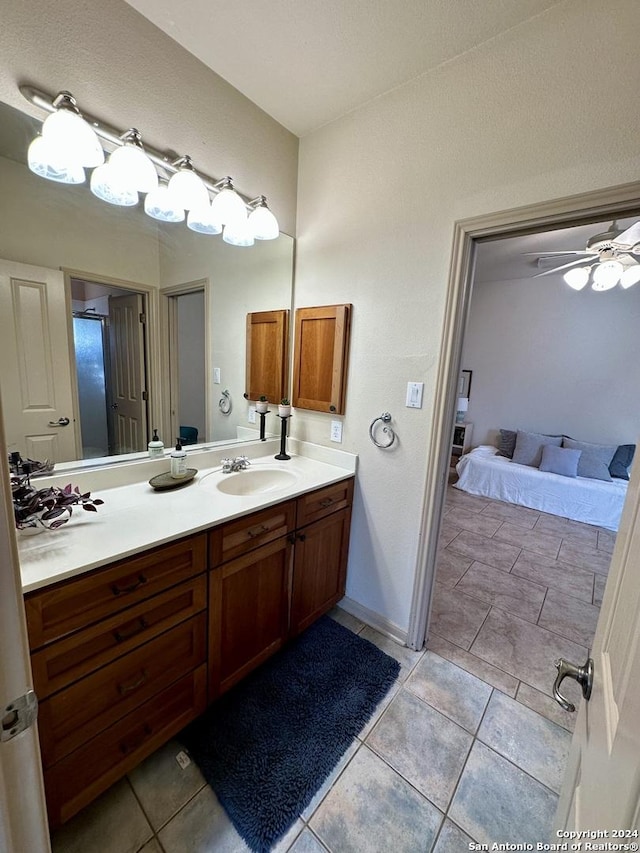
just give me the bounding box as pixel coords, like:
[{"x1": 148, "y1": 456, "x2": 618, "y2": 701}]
[
  {"x1": 144, "y1": 182, "x2": 185, "y2": 222},
  {"x1": 563, "y1": 267, "x2": 590, "y2": 291},
  {"x1": 592, "y1": 260, "x2": 623, "y2": 291},
  {"x1": 109, "y1": 141, "x2": 158, "y2": 194},
  {"x1": 90, "y1": 163, "x2": 139, "y2": 206},
  {"x1": 187, "y1": 204, "x2": 223, "y2": 235},
  {"x1": 620, "y1": 266, "x2": 640, "y2": 289},
  {"x1": 223, "y1": 214, "x2": 255, "y2": 247},
  {"x1": 249, "y1": 197, "x2": 279, "y2": 240},
  {"x1": 42, "y1": 103, "x2": 104, "y2": 168},
  {"x1": 27, "y1": 135, "x2": 85, "y2": 184}
]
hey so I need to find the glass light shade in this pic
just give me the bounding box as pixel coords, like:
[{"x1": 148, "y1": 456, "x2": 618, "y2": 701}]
[
  {"x1": 42, "y1": 109, "x2": 104, "y2": 168},
  {"x1": 592, "y1": 260, "x2": 623, "y2": 291},
  {"x1": 210, "y1": 187, "x2": 247, "y2": 227},
  {"x1": 563, "y1": 267, "x2": 590, "y2": 290},
  {"x1": 108, "y1": 144, "x2": 158, "y2": 194},
  {"x1": 187, "y1": 204, "x2": 223, "y2": 235},
  {"x1": 27, "y1": 135, "x2": 85, "y2": 184},
  {"x1": 144, "y1": 184, "x2": 185, "y2": 222},
  {"x1": 167, "y1": 168, "x2": 209, "y2": 211},
  {"x1": 90, "y1": 163, "x2": 139, "y2": 206},
  {"x1": 249, "y1": 204, "x2": 279, "y2": 240},
  {"x1": 620, "y1": 265, "x2": 640, "y2": 289},
  {"x1": 223, "y1": 215, "x2": 255, "y2": 247}
]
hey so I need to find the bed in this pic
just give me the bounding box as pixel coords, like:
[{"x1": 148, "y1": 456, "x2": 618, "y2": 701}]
[{"x1": 455, "y1": 445, "x2": 628, "y2": 531}]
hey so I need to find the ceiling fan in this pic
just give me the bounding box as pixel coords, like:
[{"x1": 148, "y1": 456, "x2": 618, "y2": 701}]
[{"x1": 525, "y1": 220, "x2": 640, "y2": 291}]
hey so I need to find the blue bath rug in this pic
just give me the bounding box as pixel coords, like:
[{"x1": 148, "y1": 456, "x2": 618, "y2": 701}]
[{"x1": 180, "y1": 615, "x2": 400, "y2": 852}]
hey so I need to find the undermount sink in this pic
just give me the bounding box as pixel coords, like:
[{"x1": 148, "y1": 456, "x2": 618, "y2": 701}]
[{"x1": 212, "y1": 468, "x2": 298, "y2": 496}]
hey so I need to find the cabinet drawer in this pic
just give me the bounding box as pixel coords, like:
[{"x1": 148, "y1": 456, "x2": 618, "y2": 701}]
[
  {"x1": 39, "y1": 612, "x2": 206, "y2": 767},
  {"x1": 25, "y1": 534, "x2": 207, "y2": 650},
  {"x1": 209, "y1": 500, "x2": 295, "y2": 566},
  {"x1": 31, "y1": 575, "x2": 207, "y2": 699},
  {"x1": 296, "y1": 478, "x2": 354, "y2": 528},
  {"x1": 44, "y1": 665, "x2": 207, "y2": 828}
]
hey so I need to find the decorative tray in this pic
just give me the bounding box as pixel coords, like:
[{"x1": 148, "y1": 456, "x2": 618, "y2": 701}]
[{"x1": 149, "y1": 469, "x2": 197, "y2": 491}]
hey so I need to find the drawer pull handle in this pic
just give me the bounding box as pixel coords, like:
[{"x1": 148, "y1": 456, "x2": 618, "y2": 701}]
[
  {"x1": 319, "y1": 498, "x2": 335, "y2": 508},
  {"x1": 118, "y1": 669, "x2": 148, "y2": 696},
  {"x1": 113, "y1": 617, "x2": 148, "y2": 643},
  {"x1": 247, "y1": 524, "x2": 269, "y2": 539},
  {"x1": 119, "y1": 723, "x2": 152, "y2": 755},
  {"x1": 111, "y1": 573, "x2": 148, "y2": 596}
]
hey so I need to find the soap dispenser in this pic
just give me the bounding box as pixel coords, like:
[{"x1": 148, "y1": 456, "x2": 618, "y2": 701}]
[
  {"x1": 170, "y1": 438, "x2": 187, "y2": 479},
  {"x1": 148, "y1": 429, "x2": 165, "y2": 458}
]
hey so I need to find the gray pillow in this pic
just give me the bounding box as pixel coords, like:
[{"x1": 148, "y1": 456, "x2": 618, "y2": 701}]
[
  {"x1": 539, "y1": 445, "x2": 581, "y2": 478},
  {"x1": 562, "y1": 438, "x2": 616, "y2": 481},
  {"x1": 609, "y1": 444, "x2": 635, "y2": 480},
  {"x1": 512, "y1": 430, "x2": 563, "y2": 467},
  {"x1": 496, "y1": 428, "x2": 517, "y2": 458}
]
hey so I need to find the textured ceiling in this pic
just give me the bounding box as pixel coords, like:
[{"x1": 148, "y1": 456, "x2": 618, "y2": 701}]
[{"x1": 123, "y1": 0, "x2": 562, "y2": 136}]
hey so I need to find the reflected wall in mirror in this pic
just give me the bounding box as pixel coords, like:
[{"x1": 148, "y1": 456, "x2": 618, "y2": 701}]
[{"x1": 0, "y1": 98, "x2": 294, "y2": 469}]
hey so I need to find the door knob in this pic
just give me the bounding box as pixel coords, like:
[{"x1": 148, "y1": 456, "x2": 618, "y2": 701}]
[
  {"x1": 553, "y1": 657, "x2": 593, "y2": 712},
  {"x1": 110, "y1": 403, "x2": 119, "y2": 410},
  {"x1": 47, "y1": 417, "x2": 70, "y2": 427}
]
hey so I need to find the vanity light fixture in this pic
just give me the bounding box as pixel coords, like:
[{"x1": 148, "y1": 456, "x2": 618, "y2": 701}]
[
  {"x1": 21, "y1": 85, "x2": 281, "y2": 246},
  {"x1": 144, "y1": 178, "x2": 186, "y2": 223},
  {"x1": 248, "y1": 196, "x2": 280, "y2": 240}
]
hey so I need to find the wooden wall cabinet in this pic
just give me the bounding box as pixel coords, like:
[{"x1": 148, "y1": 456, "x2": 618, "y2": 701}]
[
  {"x1": 245, "y1": 309, "x2": 289, "y2": 404},
  {"x1": 292, "y1": 304, "x2": 351, "y2": 414}
]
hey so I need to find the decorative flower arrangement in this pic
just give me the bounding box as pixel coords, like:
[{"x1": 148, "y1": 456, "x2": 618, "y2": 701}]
[{"x1": 11, "y1": 468, "x2": 104, "y2": 531}]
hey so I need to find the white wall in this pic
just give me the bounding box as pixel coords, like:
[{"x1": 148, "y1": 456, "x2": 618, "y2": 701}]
[
  {"x1": 294, "y1": 0, "x2": 640, "y2": 634},
  {"x1": 177, "y1": 292, "x2": 206, "y2": 441},
  {"x1": 461, "y1": 274, "x2": 640, "y2": 448}
]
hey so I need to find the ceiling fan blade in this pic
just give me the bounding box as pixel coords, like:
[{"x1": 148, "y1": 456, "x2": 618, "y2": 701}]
[
  {"x1": 533, "y1": 255, "x2": 599, "y2": 277},
  {"x1": 613, "y1": 221, "x2": 640, "y2": 247},
  {"x1": 521, "y1": 251, "x2": 593, "y2": 256}
]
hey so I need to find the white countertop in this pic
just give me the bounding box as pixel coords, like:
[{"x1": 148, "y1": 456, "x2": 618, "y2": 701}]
[{"x1": 19, "y1": 444, "x2": 357, "y2": 594}]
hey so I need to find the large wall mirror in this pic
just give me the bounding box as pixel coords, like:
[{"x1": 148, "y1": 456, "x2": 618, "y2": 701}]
[{"x1": 0, "y1": 99, "x2": 294, "y2": 470}]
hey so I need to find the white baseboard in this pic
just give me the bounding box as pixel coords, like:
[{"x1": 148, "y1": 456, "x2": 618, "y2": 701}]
[{"x1": 337, "y1": 596, "x2": 408, "y2": 647}]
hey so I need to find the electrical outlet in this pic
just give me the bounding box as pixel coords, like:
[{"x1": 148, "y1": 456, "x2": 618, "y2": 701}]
[
  {"x1": 330, "y1": 420, "x2": 343, "y2": 443},
  {"x1": 248, "y1": 406, "x2": 256, "y2": 424},
  {"x1": 213, "y1": 367, "x2": 221, "y2": 384},
  {"x1": 406, "y1": 381, "x2": 424, "y2": 408},
  {"x1": 175, "y1": 750, "x2": 191, "y2": 770}
]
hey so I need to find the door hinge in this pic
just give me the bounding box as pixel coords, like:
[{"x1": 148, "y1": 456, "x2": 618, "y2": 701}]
[
  {"x1": 1, "y1": 690, "x2": 38, "y2": 742},
  {"x1": 139, "y1": 313, "x2": 146, "y2": 324},
  {"x1": 142, "y1": 390, "x2": 149, "y2": 401}
]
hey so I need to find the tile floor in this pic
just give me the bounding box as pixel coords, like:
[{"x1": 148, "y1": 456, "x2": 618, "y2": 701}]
[{"x1": 50, "y1": 488, "x2": 611, "y2": 853}]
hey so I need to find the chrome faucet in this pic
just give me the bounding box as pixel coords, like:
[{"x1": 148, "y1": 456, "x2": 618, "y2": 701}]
[{"x1": 221, "y1": 455, "x2": 251, "y2": 473}]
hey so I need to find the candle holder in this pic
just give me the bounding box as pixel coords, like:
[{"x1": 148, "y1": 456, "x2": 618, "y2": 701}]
[
  {"x1": 258, "y1": 410, "x2": 270, "y2": 441},
  {"x1": 274, "y1": 414, "x2": 291, "y2": 460}
]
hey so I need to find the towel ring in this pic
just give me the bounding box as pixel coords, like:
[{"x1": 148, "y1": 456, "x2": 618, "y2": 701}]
[
  {"x1": 218, "y1": 389, "x2": 232, "y2": 415},
  {"x1": 369, "y1": 412, "x2": 396, "y2": 448}
]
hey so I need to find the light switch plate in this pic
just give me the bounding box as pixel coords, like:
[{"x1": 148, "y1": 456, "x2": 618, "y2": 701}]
[
  {"x1": 406, "y1": 381, "x2": 424, "y2": 408},
  {"x1": 330, "y1": 420, "x2": 343, "y2": 443},
  {"x1": 213, "y1": 367, "x2": 221, "y2": 384},
  {"x1": 247, "y1": 406, "x2": 256, "y2": 424}
]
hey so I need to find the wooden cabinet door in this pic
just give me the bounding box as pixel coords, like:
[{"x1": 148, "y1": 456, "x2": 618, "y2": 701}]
[
  {"x1": 290, "y1": 507, "x2": 352, "y2": 636},
  {"x1": 208, "y1": 536, "x2": 293, "y2": 700},
  {"x1": 292, "y1": 304, "x2": 351, "y2": 414},
  {"x1": 245, "y1": 309, "x2": 289, "y2": 404}
]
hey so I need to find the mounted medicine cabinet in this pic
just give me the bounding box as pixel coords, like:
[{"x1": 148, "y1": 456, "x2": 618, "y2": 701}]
[
  {"x1": 245, "y1": 309, "x2": 289, "y2": 404},
  {"x1": 292, "y1": 304, "x2": 351, "y2": 414}
]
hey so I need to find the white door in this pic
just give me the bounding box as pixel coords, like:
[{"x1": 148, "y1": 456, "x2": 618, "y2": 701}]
[
  {"x1": 0, "y1": 259, "x2": 78, "y2": 463},
  {"x1": 108, "y1": 292, "x2": 148, "y2": 454},
  {"x1": 556, "y1": 449, "x2": 640, "y2": 830},
  {"x1": 0, "y1": 395, "x2": 51, "y2": 852}
]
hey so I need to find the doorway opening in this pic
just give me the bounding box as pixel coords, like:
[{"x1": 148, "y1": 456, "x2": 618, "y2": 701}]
[
  {"x1": 409, "y1": 184, "x2": 640, "y2": 657},
  {"x1": 69, "y1": 276, "x2": 150, "y2": 458}
]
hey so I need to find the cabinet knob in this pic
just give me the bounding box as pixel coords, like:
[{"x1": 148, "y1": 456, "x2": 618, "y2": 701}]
[
  {"x1": 298, "y1": 533, "x2": 306, "y2": 542},
  {"x1": 329, "y1": 405, "x2": 336, "y2": 412}
]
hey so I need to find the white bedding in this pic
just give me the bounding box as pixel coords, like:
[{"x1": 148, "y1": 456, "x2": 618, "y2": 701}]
[{"x1": 455, "y1": 446, "x2": 628, "y2": 531}]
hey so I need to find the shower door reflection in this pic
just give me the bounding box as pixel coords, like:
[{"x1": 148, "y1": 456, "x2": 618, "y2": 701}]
[{"x1": 72, "y1": 314, "x2": 110, "y2": 458}]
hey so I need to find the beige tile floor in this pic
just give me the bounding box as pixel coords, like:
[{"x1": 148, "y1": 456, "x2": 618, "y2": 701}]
[{"x1": 51, "y1": 487, "x2": 608, "y2": 853}]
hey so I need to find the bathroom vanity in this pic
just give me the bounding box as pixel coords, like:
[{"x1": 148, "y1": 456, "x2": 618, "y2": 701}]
[{"x1": 19, "y1": 447, "x2": 355, "y2": 828}]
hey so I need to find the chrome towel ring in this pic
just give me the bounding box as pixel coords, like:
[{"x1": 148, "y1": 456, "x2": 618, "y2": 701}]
[
  {"x1": 369, "y1": 412, "x2": 396, "y2": 448},
  {"x1": 218, "y1": 389, "x2": 232, "y2": 415}
]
